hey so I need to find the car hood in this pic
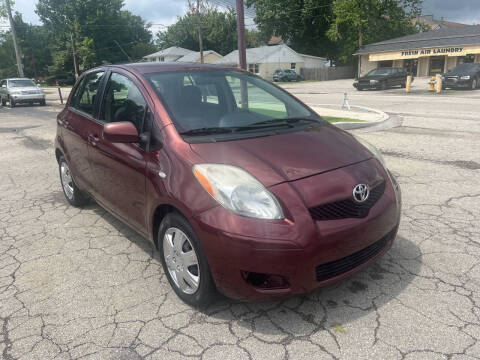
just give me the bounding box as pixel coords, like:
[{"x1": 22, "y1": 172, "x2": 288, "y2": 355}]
[
  {"x1": 189, "y1": 124, "x2": 373, "y2": 187},
  {"x1": 446, "y1": 69, "x2": 478, "y2": 76},
  {"x1": 9, "y1": 86, "x2": 41, "y2": 92}
]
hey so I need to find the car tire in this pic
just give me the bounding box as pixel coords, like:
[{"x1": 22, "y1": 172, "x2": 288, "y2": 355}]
[
  {"x1": 356, "y1": 87, "x2": 364, "y2": 91},
  {"x1": 401, "y1": 81, "x2": 406, "y2": 88},
  {"x1": 58, "y1": 156, "x2": 89, "y2": 207},
  {"x1": 40, "y1": 100, "x2": 46, "y2": 106},
  {"x1": 9, "y1": 98, "x2": 15, "y2": 108},
  {"x1": 158, "y1": 212, "x2": 217, "y2": 308},
  {"x1": 0, "y1": 96, "x2": 5, "y2": 107},
  {"x1": 381, "y1": 82, "x2": 387, "y2": 90},
  {"x1": 472, "y1": 78, "x2": 477, "y2": 90}
]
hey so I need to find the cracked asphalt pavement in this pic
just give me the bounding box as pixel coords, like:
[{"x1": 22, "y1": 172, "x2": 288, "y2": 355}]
[{"x1": 1, "y1": 80, "x2": 480, "y2": 359}]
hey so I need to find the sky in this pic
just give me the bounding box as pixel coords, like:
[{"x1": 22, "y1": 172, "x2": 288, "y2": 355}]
[{"x1": 2, "y1": 0, "x2": 480, "y2": 31}]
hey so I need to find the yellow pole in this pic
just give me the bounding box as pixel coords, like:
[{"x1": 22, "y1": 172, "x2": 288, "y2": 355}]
[
  {"x1": 429, "y1": 76, "x2": 435, "y2": 91},
  {"x1": 406, "y1": 75, "x2": 412, "y2": 93},
  {"x1": 436, "y1": 74, "x2": 442, "y2": 93}
]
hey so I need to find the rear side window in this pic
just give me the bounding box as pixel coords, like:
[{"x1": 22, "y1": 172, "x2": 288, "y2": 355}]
[
  {"x1": 71, "y1": 71, "x2": 105, "y2": 116},
  {"x1": 100, "y1": 72, "x2": 147, "y2": 133}
]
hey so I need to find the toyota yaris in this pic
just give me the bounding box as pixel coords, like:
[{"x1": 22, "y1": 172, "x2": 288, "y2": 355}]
[{"x1": 55, "y1": 63, "x2": 401, "y2": 307}]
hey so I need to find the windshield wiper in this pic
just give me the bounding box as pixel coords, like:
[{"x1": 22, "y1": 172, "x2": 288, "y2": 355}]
[
  {"x1": 246, "y1": 117, "x2": 320, "y2": 127},
  {"x1": 179, "y1": 127, "x2": 235, "y2": 136}
]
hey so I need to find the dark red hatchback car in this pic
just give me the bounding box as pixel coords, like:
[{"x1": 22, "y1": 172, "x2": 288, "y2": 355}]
[{"x1": 55, "y1": 63, "x2": 401, "y2": 306}]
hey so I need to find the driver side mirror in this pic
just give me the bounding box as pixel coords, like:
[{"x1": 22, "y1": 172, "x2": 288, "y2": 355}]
[{"x1": 103, "y1": 122, "x2": 139, "y2": 143}]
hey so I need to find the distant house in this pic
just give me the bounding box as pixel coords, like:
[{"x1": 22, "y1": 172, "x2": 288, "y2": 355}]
[
  {"x1": 143, "y1": 47, "x2": 223, "y2": 64},
  {"x1": 176, "y1": 50, "x2": 223, "y2": 64},
  {"x1": 413, "y1": 15, "x2": 468, "y2": 31},
  {"x1": 143, "y1": 47, "x2": 194, "y2": 62},
  {"x1": 215, "y1": 44, "x2": 327, "y2": 80}
]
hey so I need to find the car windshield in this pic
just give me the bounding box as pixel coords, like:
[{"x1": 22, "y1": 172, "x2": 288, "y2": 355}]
[
  {"x1": 450, "y1": 64, "x2": 480, "y2": 72},
  {"x1": 146, "y1": 70, "x2": 321, "y2": 138},
  {"x1": 9, "y1": 79, "x2": 36, "y2": 87},
  {"x1": 367, "y1": 69, "x2": 393, "y2": 76}
]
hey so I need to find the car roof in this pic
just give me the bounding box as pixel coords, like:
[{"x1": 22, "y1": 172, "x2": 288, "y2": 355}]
[{"x1": 103, "y1": 62, "x2": 237, "y2": 75}]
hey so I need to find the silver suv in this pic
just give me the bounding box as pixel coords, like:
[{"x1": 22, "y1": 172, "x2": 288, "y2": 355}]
[{"x1": 0, "y1": 78, "x2": 46, "y2": 107}]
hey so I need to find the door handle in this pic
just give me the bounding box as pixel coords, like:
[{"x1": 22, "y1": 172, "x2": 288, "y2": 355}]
[{"x1": 88, "y1": 134, "x2": 99, "y2": 146}]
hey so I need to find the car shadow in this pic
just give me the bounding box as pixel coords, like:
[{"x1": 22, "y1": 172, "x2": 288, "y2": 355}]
[
  {"x1": 203, "y1": 235, "x2": 421, "y2": 337},
  {"x1": 60, "y1": 195, "x2": 420, "y2": 338}
]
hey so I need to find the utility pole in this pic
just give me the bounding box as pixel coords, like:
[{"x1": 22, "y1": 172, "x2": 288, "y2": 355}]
[
  {"x1": 5, "y1": 0, "x2": 24, "y2": 77},
  {"x1": 195, "y1": 0, "x2": 204, "y2": 63},
  {"x1": 70, "y1": 31, "x2": 79, "y2": 79},
  {"x1": 235, "y1": 0, "x2": 247, "y2": 70}
]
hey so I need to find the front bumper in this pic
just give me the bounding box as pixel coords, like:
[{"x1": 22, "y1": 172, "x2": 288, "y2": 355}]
[
  {"x1": 193, "y1": 165, "x2": 402, "y2": 300},
  {"x1": 444, "y1": 78, "x2": 471, "y2": 88},
  {"x1": 10, "y1": 93, "x2": 45, "y2": 103}
]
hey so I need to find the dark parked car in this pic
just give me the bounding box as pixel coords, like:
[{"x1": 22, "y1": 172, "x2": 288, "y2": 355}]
[
  {"x1": 443, "y1": 63, "x2": 480, "y2": 90},
  {"x1": 55, "y1": 63, "x2": 401, "y2": 307},
  {"x1": 273, "y1": 69, "x2": 304, "y2": 82},
  {"x1": 353, "y1": 67, "x2": 413, "y2": 90}
]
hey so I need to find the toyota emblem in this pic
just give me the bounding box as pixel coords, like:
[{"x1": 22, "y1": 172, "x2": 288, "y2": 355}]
[{"x1": 353, "y1": 184, "x2": 370, "y2": 203}]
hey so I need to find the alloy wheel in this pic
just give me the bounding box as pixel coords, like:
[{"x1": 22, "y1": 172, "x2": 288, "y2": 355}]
[
  {"x1": 60, "y1": 161, "x2": 74, "y2": 200},
  {"x1": 162, "y1": 227, "x2": 200, "y2": 295}
]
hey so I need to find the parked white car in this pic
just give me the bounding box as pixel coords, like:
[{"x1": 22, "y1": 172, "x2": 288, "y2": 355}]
[{"x1": 0, "y1": 78, "x2": 46, "y2": 107}]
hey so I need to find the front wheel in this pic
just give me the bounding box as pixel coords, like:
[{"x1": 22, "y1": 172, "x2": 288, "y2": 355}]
[
  {"x1": 9, "y1": 98, "x2": 15, "y2": 108},
  {"x1": 158, "y1": 213, "x2": 216, "y2": 307},
  {"x1": 58, "y1": 156, "x2": 89, "y2": 207}
]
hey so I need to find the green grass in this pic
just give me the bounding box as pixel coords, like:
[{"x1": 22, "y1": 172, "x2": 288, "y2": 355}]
[{"x1": 322, "y1": 116, "x2": 365, "y2": 123}]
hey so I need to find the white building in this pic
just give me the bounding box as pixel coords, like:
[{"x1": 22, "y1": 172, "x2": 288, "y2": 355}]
[
  {"x1": 143, "y1": 47, "x2": 195, "y2": 62},
  {"x1": 176, "y1": 50, "x2": 223, "y2": 64},
  {"x1": 143, "y1": 47, "x2": 222, "y2": 64},
  {"x1": 215, "y1": 44, "x2": 327, "y2": 79}
]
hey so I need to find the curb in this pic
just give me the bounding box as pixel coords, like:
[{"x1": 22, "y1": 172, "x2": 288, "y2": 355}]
[{"x1": 309, "y1": 103, "x2": 390, "y2": 130}]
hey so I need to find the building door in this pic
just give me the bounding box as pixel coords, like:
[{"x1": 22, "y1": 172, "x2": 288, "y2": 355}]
[
  {"x1": 429, "y1": 56, "x2": 445, "y2": 75},
  {"x1": 404, "y1": 59, "x2": 418, "y2": 75}
]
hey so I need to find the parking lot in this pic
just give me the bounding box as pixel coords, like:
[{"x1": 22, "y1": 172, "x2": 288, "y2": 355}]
[{"x1": 1, "y1": 78, "x2": 480, "y2": 359}]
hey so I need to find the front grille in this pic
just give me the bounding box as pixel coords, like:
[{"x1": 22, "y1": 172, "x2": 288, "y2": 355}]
[
  {"x1": 309, "y1": 181, "x2": 385, "y2": 221},
  {"x1": 315, "y1": 231, "x2": 391, "y2": 281}
]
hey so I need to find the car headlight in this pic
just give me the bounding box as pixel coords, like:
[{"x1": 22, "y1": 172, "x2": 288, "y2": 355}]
[
  {"x1": 193, "y1": 164, "x2": 284, "y2": 219},
  {"x1": 353, "y1": 79, "x2": 358, "y2": 83},
  {"x1": 370, "y1": 79, "x2": 379, "y2": 84},
  {"x1": 10, "y1": 90, "x2": 21, "y2": 94},
  {"x1": 460, "y1": 75, "x2": 471, "y2": 80},
  {"x1": 352, "y1": 135, "x2": 386, "y2": 167}
]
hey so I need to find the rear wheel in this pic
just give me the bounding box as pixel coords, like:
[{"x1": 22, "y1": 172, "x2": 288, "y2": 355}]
[
  {"x1": 158, "y1": 212, "x2": 216, "y2": 307},
  {"x1": 58, "y1": 156, "x2": 89, "y2": 207}
]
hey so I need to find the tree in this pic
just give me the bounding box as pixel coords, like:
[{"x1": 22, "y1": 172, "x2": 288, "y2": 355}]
[
  {"x1": 246, "y1": 0, "x2": 337, "y2": 60},
  {"x1": 35, "y1": 0, "x2": 154, "y2": 74},
  {"x1": 13, "y1": 13, "x2": 53, "y2": 79},
  {"x1": 0, "y1": 0, "x2": 14, "y2": 18},
  {"x1": 328, "y1": 0, "x2": 422, "y2": 64},
  {"x1": 156, "y1": 5, "x2": 262, "y2": 55}
]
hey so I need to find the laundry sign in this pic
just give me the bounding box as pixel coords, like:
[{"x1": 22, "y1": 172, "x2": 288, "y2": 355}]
[
  {"x1": 401, "y1": 47, "x2": 464, "y2": 56},
  {"x1": 368, "y1": 45, "x2": 480, "y2": 61}
]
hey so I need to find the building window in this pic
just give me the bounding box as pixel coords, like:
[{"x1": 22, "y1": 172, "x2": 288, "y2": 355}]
[
  {"x1": 248, "y1": 64, "x2": 259, "y2": 74},
  {"x1": 378, "y1": 60, "x2": 393, "y2": 68},
  {"x1": 429, "y1": 56, "x2": 445, "y2": 75},
  {"x1": 291, "y1": 63, "x2": 296, "y2": 70},
  {"x1": 160, "y1": 56, "x2": 165, "y2": 62},
  {"x1": 459, "y1": 54, "x2": 475, "y2": 64}
]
